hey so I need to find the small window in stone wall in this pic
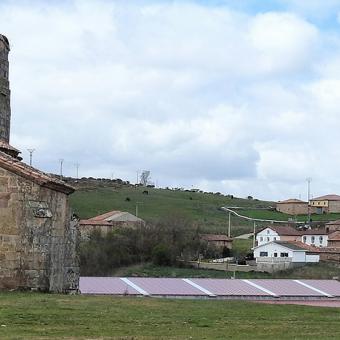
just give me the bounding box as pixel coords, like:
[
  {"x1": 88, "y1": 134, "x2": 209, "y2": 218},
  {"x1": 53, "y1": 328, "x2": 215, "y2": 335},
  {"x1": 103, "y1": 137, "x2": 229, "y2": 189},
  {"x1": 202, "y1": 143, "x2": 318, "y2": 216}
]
[{"x1": 28, "y1": 200, "x2": 53, "y2": 218}]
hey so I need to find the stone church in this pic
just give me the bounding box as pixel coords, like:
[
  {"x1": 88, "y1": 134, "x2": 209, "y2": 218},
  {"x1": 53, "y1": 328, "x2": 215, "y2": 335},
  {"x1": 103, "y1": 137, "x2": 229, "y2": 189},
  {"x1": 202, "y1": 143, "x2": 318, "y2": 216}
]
[{"x1": 0, "y1": 34, "x2": 79, "y2": 292}]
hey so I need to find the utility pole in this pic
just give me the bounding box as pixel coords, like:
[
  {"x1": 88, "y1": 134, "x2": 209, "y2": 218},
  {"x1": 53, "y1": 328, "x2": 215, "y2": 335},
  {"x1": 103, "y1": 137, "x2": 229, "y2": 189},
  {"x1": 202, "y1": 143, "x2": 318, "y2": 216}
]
[
  {"x1": 252, "y1": 221, "x2": 256, "y2": 248},
  {"x1": 59, "y1": 159, "x2": 64, "y2": 178},
  {"x1": 27, "y1": 148, "x2": 35, "y2": 166},
  {"x1": 75, "y1": 163, "x2": 80, "y2": 179},
  {"x1": 135, "y1": 201, "x2": 142, "y2": 217},
  {"x1": 136, "y1": 170, "x2": 139, "y2": 185},
  {"x1": 228, "y1": 212, "x2": 231, "y2": 238},
  {"x1": 306, "y1": 177, "x2": 312, "y2": 226}
]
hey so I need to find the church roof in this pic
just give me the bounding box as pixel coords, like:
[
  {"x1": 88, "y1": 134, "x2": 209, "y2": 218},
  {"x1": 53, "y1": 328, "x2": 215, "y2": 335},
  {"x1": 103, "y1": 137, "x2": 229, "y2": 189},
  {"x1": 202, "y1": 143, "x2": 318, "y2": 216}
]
[{"x1": 0, "y1": 150, "x2": 74, "y2": 195}]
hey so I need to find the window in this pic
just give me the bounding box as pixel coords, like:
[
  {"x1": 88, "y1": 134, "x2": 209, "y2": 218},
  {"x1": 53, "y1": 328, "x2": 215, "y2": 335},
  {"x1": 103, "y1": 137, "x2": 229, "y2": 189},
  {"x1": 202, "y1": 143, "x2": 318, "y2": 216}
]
[
  {"x1": 267, "y1": 230, "x2": 270, "y2": 234},
  {"x1": 280, "y1": 252, "x2": 289, "y2": 257},
  {"x1": 319, "y1": 236, "x2": 323, "y2": 244},
  {"x1": 267, "y1": 237, "x2": 270, "y2": 242},
  {"x1": 303, "y1": 236, "x2": 307, "y2": 243},
  {"x1": 311, "y1": 236, "x2": 315, "y2": 244},
  {"x1": 274, "y1": 253, "x2": 278, "y2": 257},
  {"x1": 273, "y1": 237, "x2": 277, "y2": 241},
  {"x1": 260, "y1": 237, "x2": 263, "y2": 242},
  {"x1": 260, "y1": 252, "x2": 268, "y2": 257}
]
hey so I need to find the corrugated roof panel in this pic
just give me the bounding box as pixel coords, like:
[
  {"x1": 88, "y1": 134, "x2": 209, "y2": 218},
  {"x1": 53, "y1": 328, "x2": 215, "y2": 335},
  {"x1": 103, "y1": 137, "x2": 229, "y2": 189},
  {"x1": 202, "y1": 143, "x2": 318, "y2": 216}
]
[
  {"x1": 79, "y1": 277, "x2": 139, "y2": 295},
  {"x1": 249, "y1": 279, "x2": 324, "y2": 296},
  {"x1": 300, "y1": 280, "x2": 340, "y2": 297},
  {"x1": 128, "y1": 278, "x2": 205, "y2": 296},
  {"x1": 190, "y1": 279, "x2": 269, "y2": 296}
]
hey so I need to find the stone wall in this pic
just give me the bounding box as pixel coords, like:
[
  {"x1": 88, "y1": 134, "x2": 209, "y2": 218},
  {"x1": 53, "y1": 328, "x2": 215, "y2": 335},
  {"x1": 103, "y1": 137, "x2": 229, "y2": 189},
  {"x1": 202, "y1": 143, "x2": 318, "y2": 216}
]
[
  {"x1": 0, "y1": 167, "x2": 79, "y2": 292},
  {"x1": 0, "y1": 35, "x2": 11, "y2": 143},
  {"x1": 329, "y1": 201, "x2": 340, "y2": 213},
  {"x1": 276, "y1": 203, "x2": 308, "y2": 215}
]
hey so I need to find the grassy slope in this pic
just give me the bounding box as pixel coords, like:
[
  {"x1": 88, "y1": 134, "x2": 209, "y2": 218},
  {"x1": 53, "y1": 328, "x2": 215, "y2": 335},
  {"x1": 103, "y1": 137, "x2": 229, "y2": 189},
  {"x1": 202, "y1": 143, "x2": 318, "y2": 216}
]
[
  {"x1": 69, "y1": 186, "x2": 273, "y2": 235},
  {"x1": 70, "y1": 186, "x2": 340, "y2": 236},
  {"x1": 1, "y1": 293, "x2": 340, "y2": 339}
]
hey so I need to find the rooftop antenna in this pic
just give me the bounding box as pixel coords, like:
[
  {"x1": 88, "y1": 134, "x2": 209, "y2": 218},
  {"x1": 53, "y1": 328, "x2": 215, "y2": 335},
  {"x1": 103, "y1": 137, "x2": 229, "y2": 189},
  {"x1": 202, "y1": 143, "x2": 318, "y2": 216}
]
[
  {"x1": 27, "y1": 148, "x2": 35, "y2": 166},
  {"x1": 75, "y1": 163, "x2": 80, "y2": 179},
  {"x1": 59, "y1": 159, "x2": 64, "y2": 178}
]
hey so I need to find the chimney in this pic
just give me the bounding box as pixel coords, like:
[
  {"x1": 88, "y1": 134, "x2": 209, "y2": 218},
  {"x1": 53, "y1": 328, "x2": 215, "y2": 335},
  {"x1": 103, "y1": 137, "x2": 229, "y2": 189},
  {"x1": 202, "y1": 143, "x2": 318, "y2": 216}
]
[{"x1": 0, "y1": 34, "x2": 20, "y2": 159}]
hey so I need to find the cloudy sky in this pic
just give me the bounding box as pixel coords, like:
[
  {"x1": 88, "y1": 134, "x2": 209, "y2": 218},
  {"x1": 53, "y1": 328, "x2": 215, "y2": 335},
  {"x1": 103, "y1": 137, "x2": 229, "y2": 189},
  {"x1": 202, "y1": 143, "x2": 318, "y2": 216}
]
[{"x1": 1, "y1": 0, "x2": 340, "y2": 201}]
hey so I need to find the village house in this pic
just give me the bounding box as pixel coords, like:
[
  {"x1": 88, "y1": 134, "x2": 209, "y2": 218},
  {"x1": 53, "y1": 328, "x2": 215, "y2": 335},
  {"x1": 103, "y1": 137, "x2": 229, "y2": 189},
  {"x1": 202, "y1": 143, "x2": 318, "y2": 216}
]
[
  {"x1": 325, "y1": 219, "x2": 340, "y2": 233},
  {"x1": 327, "y1": 231, "x2": 340, "y2": 249},
  {"x1": 200, "y1": 234, "x2": 233, "y2": 250},
  {"x1": 276, "y1": 199, "x2": 308, "y2": 215},
  {"x1": 309, "y1": 194, "x2": 340, "y2": 214},
  {"x1": 254, "y1": 241, "x2": 320, "y2": 268},
  {"x1": 79, "y1": 210, "x2": 145, "y2": 238},
  {"x1": 0, "y1": 34, "x2": 79, "y2": 292},
  {"x1": 256, "y1": 225, "x2": 328, "y2": 248}
]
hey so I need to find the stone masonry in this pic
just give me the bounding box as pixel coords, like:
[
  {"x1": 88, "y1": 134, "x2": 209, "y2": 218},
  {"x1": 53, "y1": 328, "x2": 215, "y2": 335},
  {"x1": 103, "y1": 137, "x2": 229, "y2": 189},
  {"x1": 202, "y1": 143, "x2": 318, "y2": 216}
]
[
  {"x1": 0, "y1": 34, "x2": 79, "y2": 292},
  {"x1": 0, "y1": 34, "x2": 10, "y2": 143}
]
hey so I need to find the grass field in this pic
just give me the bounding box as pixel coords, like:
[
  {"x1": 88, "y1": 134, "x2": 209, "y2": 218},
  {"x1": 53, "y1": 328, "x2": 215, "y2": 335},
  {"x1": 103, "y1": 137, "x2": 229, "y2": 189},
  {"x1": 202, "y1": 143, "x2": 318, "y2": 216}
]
[
  {"x1": 1, "y1": 292, "x2": 340, "y2": 339},
  {"x1": 241, "y1": 209, "x2": 340, "y2": 223},
  {"x1": 69, "y1": 186, "x2": 274, "y2": 235},
  {"x1": 115, "y1": 262, "x2": 340, "y2": 280},
  {"x1": 69, "y1": 186, "x2": 340, "y2": 236}
]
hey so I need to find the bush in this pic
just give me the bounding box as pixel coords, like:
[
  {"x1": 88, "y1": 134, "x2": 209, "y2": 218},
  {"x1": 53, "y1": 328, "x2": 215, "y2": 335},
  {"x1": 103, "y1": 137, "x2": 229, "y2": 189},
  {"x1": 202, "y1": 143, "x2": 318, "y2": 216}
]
[{"x1": 152, "y1": 244, "x2": 172, "y2": 266}]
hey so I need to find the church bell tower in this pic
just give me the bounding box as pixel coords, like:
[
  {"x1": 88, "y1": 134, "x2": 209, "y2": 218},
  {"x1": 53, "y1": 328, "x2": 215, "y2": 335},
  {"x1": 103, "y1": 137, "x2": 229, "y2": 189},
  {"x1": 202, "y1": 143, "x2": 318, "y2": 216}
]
[{"x1": 0, "y1": 34, "x2": 20, "y2": 159}]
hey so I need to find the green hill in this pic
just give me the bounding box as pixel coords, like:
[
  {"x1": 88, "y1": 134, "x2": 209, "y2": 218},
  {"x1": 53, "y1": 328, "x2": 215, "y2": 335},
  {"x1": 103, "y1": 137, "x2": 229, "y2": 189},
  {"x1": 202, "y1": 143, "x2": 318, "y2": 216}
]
[
  {"x1": 69, "y1": 185, "x2": 273, "y2": 236},
  {"x1": 69, "y1": 182, "x2": 340, "y2": 236}
]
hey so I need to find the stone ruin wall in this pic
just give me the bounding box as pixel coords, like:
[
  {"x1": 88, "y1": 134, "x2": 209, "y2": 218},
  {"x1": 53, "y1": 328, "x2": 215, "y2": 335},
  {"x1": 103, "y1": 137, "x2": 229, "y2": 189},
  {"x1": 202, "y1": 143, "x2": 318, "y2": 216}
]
[{"x1": 0, "y1": 167, "x2": 79, "y2": 292}]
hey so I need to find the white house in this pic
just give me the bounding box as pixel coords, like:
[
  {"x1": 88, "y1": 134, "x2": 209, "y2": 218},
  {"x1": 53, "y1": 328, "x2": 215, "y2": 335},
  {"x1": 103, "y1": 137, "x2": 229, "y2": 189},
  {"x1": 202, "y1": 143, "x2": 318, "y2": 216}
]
[
  {"x1": 256, "y1": 226, "x2": 328, "y2": 248},
  {"x1": 256, "y1": 226, "x2": 301, "y2": 246},
  {"x1": 301, "y1": 230, "x2": 328, "y2": 247},
  {"x1": 254, "y1": 241, "x2": 320, "y2": 264}
]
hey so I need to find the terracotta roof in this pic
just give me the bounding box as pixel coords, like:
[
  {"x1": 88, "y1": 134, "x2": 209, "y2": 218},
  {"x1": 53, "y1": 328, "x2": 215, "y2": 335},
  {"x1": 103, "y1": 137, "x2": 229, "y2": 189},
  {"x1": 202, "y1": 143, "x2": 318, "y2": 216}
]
[
  {"x1": 328, "y1": 231, "x2": 340, "y2": 241},
  {"x1": 200, "y1": 234, "x2": 232, "y2": 242},
  {"x1": 258, "y1": 225, "x2": 329, "y2": 236},
  {"x1": 277, "y1": 199, "x2": 307, "y2": 204},
  {"x1": 79, "y1": 219, "x2": 111, "y2": 226},
  {"x1": 326, "y1": 220, "x2": 340, "y2": 226},
  {"x1": 311, "y1": 194, "x2": 340, "y2": 201},
  {"x1": 89, "y1": 210, "x2": 122, "y2": 221},
  {"x1": 79, "y1": 210, "x2": 143, "y2": 226},
  {"x1": 0, "y1": 150, "x2": 74, "y2": 195},
  {"x1": 258, "y1": 225, "x2": 302, "y2": 236},
  {"x1": 301, "y1": 228, "x2": 328, "y2": 235}
]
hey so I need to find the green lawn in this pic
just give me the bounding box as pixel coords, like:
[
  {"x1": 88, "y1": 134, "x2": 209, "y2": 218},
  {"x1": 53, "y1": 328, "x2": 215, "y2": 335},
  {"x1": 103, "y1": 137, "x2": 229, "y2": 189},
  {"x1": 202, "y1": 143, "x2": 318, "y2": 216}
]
[{"x1": 1, "y1": 292, "x2": 340, "y2": 339}]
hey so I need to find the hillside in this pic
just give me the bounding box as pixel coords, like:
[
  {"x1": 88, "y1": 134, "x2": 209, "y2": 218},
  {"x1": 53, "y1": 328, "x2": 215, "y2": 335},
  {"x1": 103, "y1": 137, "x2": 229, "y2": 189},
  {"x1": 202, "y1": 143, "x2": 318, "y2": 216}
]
[
  {"x1": 69, "y1": 179, "x2": 340, "y2": 236},
  {"x1": 69, "y1": 182, "x2": 274, "y2": 236}
]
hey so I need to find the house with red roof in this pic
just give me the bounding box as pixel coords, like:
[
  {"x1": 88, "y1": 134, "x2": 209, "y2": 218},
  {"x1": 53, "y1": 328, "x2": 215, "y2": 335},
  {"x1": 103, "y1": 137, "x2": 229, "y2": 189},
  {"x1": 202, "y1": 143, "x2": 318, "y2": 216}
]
[
  {"x1": 310, "y1": 194, "x2": 340, "y2": 214},
  {"x1": 276, "y1": 198, "x2": 308, "y2": 215},
  {"x1": 79, "y1": 210, "x2": 145, "y2": 238}
]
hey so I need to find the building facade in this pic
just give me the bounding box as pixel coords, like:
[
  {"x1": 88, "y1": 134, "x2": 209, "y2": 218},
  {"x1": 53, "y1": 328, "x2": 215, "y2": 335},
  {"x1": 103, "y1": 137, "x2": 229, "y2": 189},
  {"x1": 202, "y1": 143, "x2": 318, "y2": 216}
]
[
  {"x1": 310, "y1": 194, "x2": 340, "y2": 214},
  {"x1": 0, "y1": 34, "x2": 79, "y2": 292},
  {"x1": 256, "y1": 226, "x2": 328, "y2": 248},
  {"x1": 276, "y1": 199, "x2": 308, "y2": 215},
  {"x1": 79, "y1": 210, "x2": 145, "y2": 238}
]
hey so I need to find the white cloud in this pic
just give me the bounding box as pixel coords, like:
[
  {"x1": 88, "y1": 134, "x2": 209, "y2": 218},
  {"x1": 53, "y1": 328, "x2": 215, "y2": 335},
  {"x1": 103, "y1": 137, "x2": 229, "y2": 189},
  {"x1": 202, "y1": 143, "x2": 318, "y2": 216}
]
[{"x1": 1, "y1": 0, "x2": 340, "y2": 200}]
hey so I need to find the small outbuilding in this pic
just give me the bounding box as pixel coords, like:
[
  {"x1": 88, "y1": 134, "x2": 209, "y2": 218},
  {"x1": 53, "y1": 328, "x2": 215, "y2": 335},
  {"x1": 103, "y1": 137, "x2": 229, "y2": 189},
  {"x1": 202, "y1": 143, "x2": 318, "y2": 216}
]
[
  {"x1": 276, "y1": 199, "x2": 308, "y2": 215},
  {"x1": 79, "y1": 210, "x2": 145, "y2": 238},
  {"x1": 200, "y1": 234, "x2": 233, "y2": 250}
]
